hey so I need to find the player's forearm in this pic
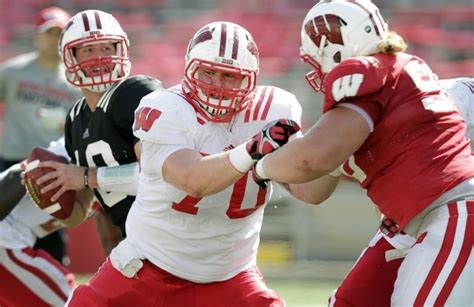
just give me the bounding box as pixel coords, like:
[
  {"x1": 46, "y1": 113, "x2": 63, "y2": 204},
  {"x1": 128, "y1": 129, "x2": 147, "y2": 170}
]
[
  {"x1": 261, "y1": 136, "x2": 330, "y2": 183},
  {"x1": 287, "y1": 174, "x2": 340, "y2": 205},
  {"x1": 94, "y1": 210, "x2": 123, "y2": 255},
  {"x1": 0, "y1": 165, "x2": 25, "y2": 220},
  {"x1": 164, "y1": 151, "x2": 243, "y2": 198},
  {"x1": 185, "y1": 155, "x2": 243, "y2": 197}
]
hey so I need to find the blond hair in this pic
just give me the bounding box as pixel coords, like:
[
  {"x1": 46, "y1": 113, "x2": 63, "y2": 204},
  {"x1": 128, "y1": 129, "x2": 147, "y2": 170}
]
[{"x1": 376, "y1": 31, "x2": 407, "y2": 54}]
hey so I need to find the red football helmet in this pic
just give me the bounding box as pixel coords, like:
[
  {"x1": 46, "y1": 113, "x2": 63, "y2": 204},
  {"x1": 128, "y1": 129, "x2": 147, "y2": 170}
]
[
  {"x1": 182, "y1": 21, "x2": 259, "y2": 122},
  {"x1": 59, "y1": 10, "x2": 131, "y2": 92},
  {"x1": 300, "y1": 0, "x2": 388, "y2": 93}
]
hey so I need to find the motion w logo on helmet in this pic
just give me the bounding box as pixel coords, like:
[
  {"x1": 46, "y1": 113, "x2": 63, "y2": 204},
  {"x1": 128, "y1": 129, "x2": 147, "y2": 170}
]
[
  {"x1": 304, "y1": 15, "x2": 347, "y2": 47},
  {"x1": 187, "y1": 26, "x2": 212, "y2": 53}
]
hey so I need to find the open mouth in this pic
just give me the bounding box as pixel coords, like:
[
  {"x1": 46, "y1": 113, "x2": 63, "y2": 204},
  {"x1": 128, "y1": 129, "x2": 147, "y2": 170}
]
[
  {"x1": 87, "y1": 65, "x2": 110, "y2": 77},
  {"x1": 210, "y1": 94, "x2": 231, "y2": 100}
]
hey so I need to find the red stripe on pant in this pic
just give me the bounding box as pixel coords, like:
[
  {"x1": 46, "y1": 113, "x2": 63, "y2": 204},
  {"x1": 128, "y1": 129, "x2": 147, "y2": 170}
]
[
  {"x1": 414, "y1": 201, "x2": 472, "y2": 306},
  {"x1": 0, "y1": 263, "x2": 52, "y2": 307},
  {"x1": 7, "y1": 248, "x2": 72, "y2": 302},
  {"x1": 434, "y1": 201, "x2": 474, "y2": 305}
]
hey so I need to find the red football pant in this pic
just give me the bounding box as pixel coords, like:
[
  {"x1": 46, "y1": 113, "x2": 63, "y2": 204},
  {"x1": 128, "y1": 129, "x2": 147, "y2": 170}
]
[
  {"x1": 67, "y1": 258, "x2": 284, "y2": 307},
  {"x1": 329, "y1": 235, "x2": 403, "y2": 307},
  {"x1": 0, "y1": 247, "x2": 74, "y2": 306}
]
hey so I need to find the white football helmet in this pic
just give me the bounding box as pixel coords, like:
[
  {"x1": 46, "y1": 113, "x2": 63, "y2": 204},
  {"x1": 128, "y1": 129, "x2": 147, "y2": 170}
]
[
  {"x1": 182, "y1": 21, "x2": 259, "y2": 122},
  {"x1": 300, "y1": 0, "x2": 388, "y2": 92},
  {"x1": 59, "y1": 10, "x2": 131, "y2": 92}
]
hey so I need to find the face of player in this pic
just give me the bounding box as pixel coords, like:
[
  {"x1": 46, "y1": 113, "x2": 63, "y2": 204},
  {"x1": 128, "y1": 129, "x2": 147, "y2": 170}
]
[
  {"x1": 36, "y1": 27, "x2": 63, "y2": 61},
  {"x1": 196, "y1": 67, "x2": 244, "y2": 99},
  {"x1": 74, "y1": 43, "x2": 116, "y2": 77}
]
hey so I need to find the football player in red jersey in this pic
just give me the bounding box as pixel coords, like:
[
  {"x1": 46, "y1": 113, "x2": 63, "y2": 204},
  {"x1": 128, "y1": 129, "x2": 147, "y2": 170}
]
[
  {"x1": 254, "y1": 1, "x2": 474, "y2": 306},
  {"x1": 325, "y1": 78, "x2": 474, "y2": 307},
  {"x1": 66, "y1": 21, "x2": 300, "y2": 307}
]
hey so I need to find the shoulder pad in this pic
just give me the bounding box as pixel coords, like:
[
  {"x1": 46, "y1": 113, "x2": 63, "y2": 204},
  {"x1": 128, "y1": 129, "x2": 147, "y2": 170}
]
[
  {"x1": 0, "y1": 52, "x2": 36, "y2": 69},
  {"x1": 119, "y1": 75, "x2": 164, "y2": 91},
  {"x1": 325, "y1": 56, "x2": 387, "y2": 102},
  {"x1": 104, "y1": 75, "x2": 164, "y2": 111},
  {"x1": 254, "y1": 86, "x2": 302, "y2": 124},
  {"x1": 67, "y1": 97, "x2": 86, "y2": 123},
  {"x1": 133, "y1": 90, "x2": 198, "y2": 145}
]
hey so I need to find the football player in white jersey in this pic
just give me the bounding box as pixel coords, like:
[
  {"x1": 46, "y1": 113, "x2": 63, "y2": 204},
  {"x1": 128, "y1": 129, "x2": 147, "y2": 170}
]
[
  {"x1": 0, "y1": 138, "x2": 93, "y2": 306},
  {"x1": 67, "y1": 21, "x2": 301, "y2": 307}
]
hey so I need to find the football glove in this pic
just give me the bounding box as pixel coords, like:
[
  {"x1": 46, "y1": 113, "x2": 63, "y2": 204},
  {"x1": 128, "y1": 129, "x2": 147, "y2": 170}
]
[
  {"x1": 246, "y1": 119, "x2": 300, "y2": 160},
  {"x1": 228, "y1": 119, "x2": 300, "y2": 173}
]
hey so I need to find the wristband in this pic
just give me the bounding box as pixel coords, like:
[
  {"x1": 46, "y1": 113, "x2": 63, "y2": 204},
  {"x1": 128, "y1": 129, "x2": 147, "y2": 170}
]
[
  {"x1": 228, "y1": 143, "x2": 255, "y2": 173},
  {"x1": 83, "y1": 168, "x2": 89, "y2": 188},
  {"x1": 255, "y1": 156, "x2": 270, "y2": 180},
  {"x1": 97, "y1": 163, "x2": 139, "y2": 195}
]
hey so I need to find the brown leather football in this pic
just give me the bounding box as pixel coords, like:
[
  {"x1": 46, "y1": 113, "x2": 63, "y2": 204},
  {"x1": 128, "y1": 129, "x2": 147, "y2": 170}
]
[{"x1": 24, "y1": 147, "x2": 76, "y2": 219}]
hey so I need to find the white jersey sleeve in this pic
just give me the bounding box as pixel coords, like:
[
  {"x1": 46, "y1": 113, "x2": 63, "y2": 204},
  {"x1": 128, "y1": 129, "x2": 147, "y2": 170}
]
[
  {"x1": 134, "y1": 90, "x2": 198, "y2": 145},
  {"x1": 134, "y1": 90, "x2": 199, "y2": 176}
]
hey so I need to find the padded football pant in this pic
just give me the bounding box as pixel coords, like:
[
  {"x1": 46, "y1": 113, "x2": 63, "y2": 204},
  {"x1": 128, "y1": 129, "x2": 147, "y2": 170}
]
[
  {"x1": 392, "y1": 200, "x2": 474, "y2": 306},
  {"x1": 328, "y1": 231, "x2": 411, "y2": 307},
  {"x1": 330, "y1": 200, "x2": 474, "y2": 307},
  {"x1": 0, "y1": 247, "x2": 74, "y2": 306},
  {"x1": 67, "y1": 258, "x2": 284, "y2": 307}
]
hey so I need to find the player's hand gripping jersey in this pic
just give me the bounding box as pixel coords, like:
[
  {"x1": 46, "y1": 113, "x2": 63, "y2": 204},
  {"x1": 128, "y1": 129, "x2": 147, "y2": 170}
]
[
  {"x1": 128, "y1": 84, "x2": 301, "y2": 283},
  {"x1": 325, "y1": 54, "x2": 474, "y2": 229},
  {"x1": 65, "y1": 76, "x2": 163, "y2": 235}
]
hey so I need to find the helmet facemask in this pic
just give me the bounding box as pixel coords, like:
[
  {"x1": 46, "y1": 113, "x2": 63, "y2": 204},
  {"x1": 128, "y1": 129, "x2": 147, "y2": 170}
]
[
  {"x1": 300, "y1": 32, "x2": 328, "y2": 93},
  {"x1": 183, "y1": 58, "x2": 256, "y2": 122},
  {"x1": 59, "y1": 10, "x2": 131, "y2": 92},
  {"x1": 182, "y1": 21, "x2": 259, "y2": 123}
]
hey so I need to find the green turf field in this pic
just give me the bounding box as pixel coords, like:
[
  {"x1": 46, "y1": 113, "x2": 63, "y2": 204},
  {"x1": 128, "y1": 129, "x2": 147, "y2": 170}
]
[
  {"x1": 268, "y1": 278, "x2": 340, "y2": 307},
  {"x1": 76, "y1": 275, "x2": 340, "y2": 306}
]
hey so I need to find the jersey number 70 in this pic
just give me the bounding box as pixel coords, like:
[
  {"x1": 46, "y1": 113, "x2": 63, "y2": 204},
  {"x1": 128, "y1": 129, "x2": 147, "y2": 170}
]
[{"x1": 172, "y1": 172, "x2": 268, "y2": 219}]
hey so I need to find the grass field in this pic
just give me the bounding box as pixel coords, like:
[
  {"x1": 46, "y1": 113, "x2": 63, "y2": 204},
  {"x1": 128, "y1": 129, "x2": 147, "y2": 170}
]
[
  {"x1": 76, "y1": 274, "x2": 341, "y2": 306},
  {"x1": 267, "y1": 278, "x2": 340, "y2": 307}
]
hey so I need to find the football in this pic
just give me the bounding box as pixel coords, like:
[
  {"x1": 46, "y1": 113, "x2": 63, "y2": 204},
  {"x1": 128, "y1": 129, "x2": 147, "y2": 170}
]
[{"x1": 24, "y1": 147, "x2": 76, "y2": 219}]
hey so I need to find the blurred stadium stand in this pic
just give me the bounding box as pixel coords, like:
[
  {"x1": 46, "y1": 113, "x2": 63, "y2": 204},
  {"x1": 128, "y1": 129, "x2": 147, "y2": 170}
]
[{"x1": 0, "y1": 0, "x2": 472, "y2": 276}]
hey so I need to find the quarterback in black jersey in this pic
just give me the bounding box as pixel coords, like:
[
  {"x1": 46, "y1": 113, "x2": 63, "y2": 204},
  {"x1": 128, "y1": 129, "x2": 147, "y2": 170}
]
[
  {"x1": 33, "y1": 10, "x2": 163, "y2": 239},
  {"x1": 64, "y1": 75, "x2": 162, "y2": 235}
]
